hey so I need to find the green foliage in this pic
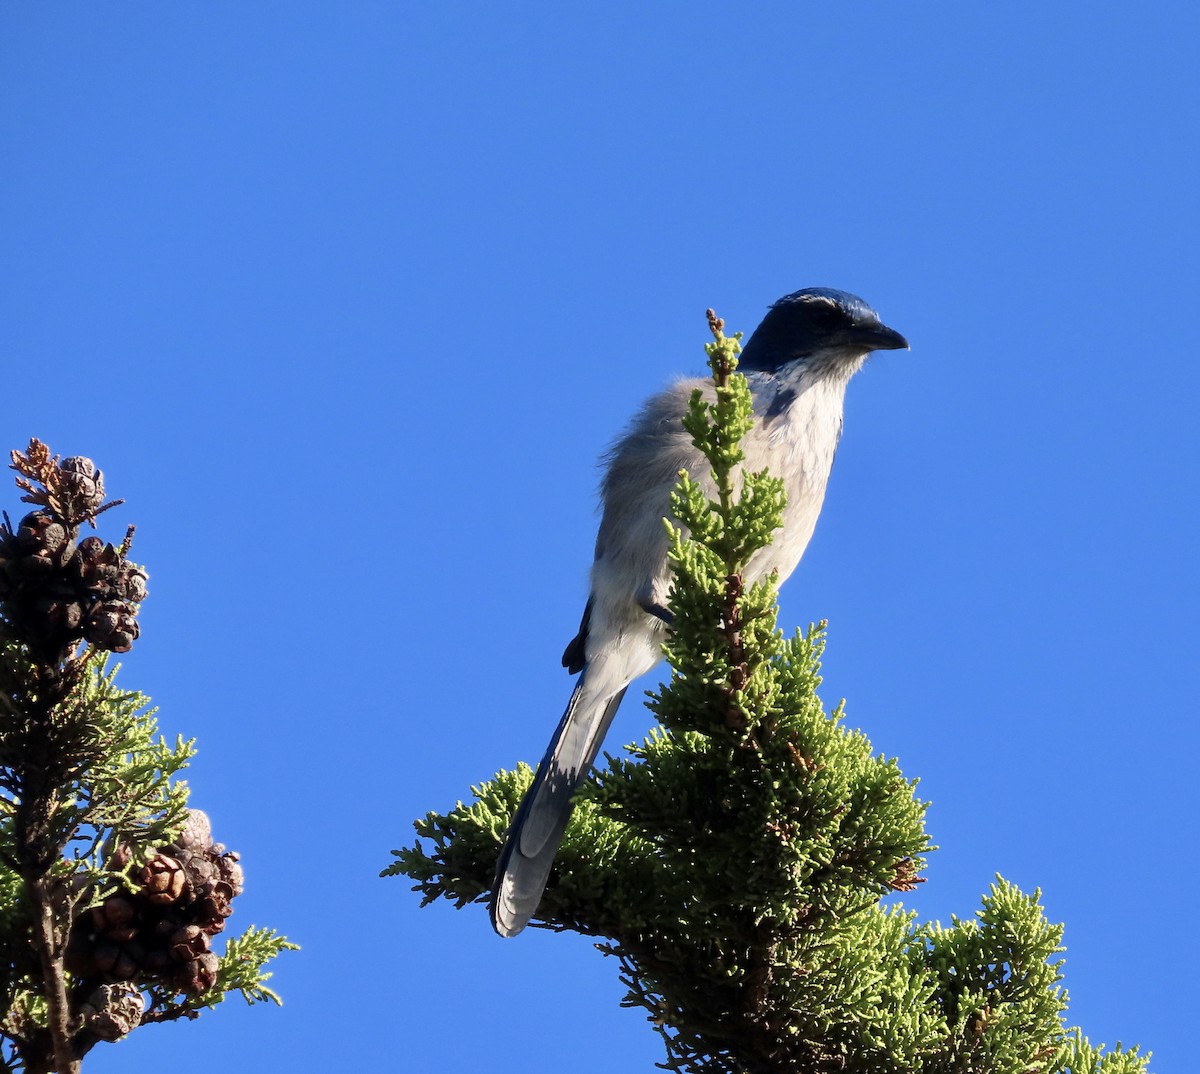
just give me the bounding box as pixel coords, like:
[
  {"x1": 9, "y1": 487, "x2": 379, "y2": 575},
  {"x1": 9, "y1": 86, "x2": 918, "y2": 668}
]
[
  {"x1": 142, "y1": 927, "x2": 299, "y2": 1022},
  {"x1": 212, "y1": 927, "x2": 298, "y2": 1008},
  {"x1": 0, "y1": 443, "x2": 294, "y2": 1071},
  {"x1": 388, "y1": 315, "x2": 1149, "y2": 1073},
  {"x1": 0, "y1": 652, "x2": 296, "y2": 1065},
  {"x1": 38, "y1": 656, "x2": 193, "y2": 889},
  {"x1": 388, "y1": 768, "x2": 530, "y2": 910}
]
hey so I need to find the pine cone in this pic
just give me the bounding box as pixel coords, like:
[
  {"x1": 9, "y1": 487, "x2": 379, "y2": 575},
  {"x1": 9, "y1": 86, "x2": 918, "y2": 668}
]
[
  {"x1": 1, "y1": 450, "x2": 146, "y2": 653},
  {"x1": 93, "y1": 943, "x2": 139, "y2": 980},
  {"x1": 91, "y1": 894, "x2": 140, "y2": 943},
  {"x1": 15, "y1": 511, "x2": 76, "y2": 571},
  {"x1": 80, "y1": 982, "x2": 143, "y2": 1042},
  {"x1": 84, "y1": 599, "x2": 140, "y2": 652},
  {"x1": 180, "y1": 846, "x2": 220, "y2": 888},
  {"x1": 76, "y1": 535, "x2": 106, "y2": 566},
  {"x1": 77, "y1": 541, "x2": 122, "y2": 594},
  {"x1": 172, "y1": 951, "x2": 220, "y2": 995},
  {"x1": 138, "y1": 854, "x2": 187, "y2": 905},
  {"x1": 69, "y1": 812, "x2": 244, "y2": 994},
  {"x1": 58, "y1": 456, "x2": 106, "y2": 517},
  {"x1": 175, "y1": 809, "x2": 213, "y2": 852},
  {"x1": 194, "y1": 891, "x2": 234, "y2": 935},
  {"x1": 118, "y1": 563, "x2": 149, "y2": 603},
  {"x1": 216, "y1": 851, "x2": 245, "y2": 897},
  {"x1": 168, "y1": 924, "x2": 208, "y2": 962}
]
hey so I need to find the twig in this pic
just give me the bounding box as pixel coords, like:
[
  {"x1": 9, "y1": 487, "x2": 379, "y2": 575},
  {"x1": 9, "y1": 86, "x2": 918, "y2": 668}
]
[{"x1": 29, "y1": 877, "x2": 78, "y2": 1073}]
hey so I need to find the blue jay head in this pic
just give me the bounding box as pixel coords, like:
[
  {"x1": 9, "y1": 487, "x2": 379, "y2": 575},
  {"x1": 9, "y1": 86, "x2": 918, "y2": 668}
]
[{"x1": 737, "y1": 287, "x2": 908, "y2": 374}]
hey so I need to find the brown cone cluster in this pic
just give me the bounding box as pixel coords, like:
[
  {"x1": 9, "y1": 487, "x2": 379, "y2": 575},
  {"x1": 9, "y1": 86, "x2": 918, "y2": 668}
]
[
  {"x1": 0, "y1": 445, "x2": 147, "y2": 655},
  {"x1": 67, "y1": 810, "x2": 244, "y2": 999},
  {"x1": 78, "y1": 982, "x2": 145, "y2": 1042}
]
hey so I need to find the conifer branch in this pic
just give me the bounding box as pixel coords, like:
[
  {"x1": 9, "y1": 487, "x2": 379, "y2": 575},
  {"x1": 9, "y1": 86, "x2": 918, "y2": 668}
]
[
  {"x1": 0, "y1": 440, "x2": 295, "y2": 1070},
  {"x1": 389, "y1": 311, "x2": 1151, "y2": 1074}
]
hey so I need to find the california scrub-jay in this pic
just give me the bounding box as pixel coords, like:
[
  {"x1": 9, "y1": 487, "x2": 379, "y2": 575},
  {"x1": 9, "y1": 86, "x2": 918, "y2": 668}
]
[{"x1": 490, "y1": 287, "x2": 908, "y2": 937}]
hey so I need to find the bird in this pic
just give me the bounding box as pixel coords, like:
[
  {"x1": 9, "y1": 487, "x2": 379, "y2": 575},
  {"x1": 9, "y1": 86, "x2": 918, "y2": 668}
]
[{"x1": 489, "y1": 287, "x2": 908, "y2": 937}]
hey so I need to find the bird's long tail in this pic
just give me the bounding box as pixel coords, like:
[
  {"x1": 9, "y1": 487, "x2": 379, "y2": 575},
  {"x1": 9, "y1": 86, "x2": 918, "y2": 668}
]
[{"x1": 489, "y1": 670, "x2": 627, "y2": 937}]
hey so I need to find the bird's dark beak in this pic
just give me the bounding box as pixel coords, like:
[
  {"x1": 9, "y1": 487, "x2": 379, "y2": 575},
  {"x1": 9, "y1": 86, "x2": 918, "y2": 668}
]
[{"x1": 852, "y1": 322, "x2": 909, "y2": 352}]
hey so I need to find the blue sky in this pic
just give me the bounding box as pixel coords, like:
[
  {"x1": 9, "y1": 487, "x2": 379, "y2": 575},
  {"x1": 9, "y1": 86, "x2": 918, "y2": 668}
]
[{"x1": 2, "y1": 4, "x2": 1196, "y2": 1070}]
